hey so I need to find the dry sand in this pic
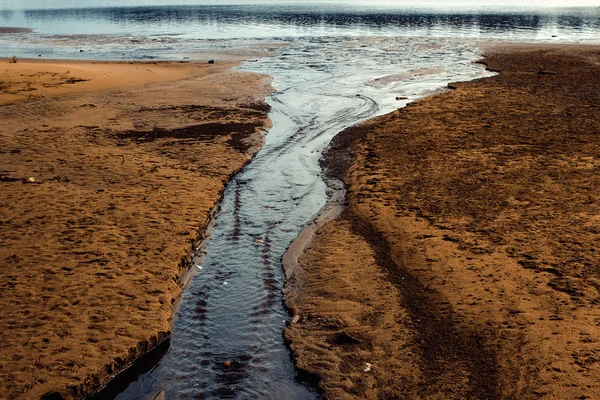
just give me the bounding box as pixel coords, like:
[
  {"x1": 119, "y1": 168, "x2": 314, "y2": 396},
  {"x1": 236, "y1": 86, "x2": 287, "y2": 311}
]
[
  {"x1": 0, "y1": 59, "x2": 271, "y2": 399},
  {"x1": 0, "y1": 60, "x2": 206, "y2": 105},
  {"x1": 285, "y1": 45, "x2": 600, "y2": 399}
]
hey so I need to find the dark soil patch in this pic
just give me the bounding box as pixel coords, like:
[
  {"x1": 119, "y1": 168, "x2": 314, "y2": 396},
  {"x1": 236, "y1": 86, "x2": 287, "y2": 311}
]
[{"x1": 117, "y1": 122, "x2": 262, "y2": 152}]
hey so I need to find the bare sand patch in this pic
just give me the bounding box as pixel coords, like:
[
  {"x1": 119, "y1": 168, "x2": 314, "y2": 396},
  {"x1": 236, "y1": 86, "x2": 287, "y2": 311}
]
[{"x1": 0, "y1": 59, "x2": 212, "y2": 105}]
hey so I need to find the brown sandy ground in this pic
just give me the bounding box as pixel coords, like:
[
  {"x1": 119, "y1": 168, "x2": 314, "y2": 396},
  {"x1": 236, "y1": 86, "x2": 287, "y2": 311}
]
[
  {"x1": 285, "y1": 45, "x2": 600, "y2": 399},
  {"x1": 0, "y1": 60, "x2": 271, "y2": 399}
]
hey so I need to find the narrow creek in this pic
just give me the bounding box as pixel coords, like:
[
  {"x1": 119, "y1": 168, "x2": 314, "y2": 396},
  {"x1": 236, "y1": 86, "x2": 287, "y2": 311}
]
[{"x1": 116, "y1": 36, "x2": 493, "y2": 399}]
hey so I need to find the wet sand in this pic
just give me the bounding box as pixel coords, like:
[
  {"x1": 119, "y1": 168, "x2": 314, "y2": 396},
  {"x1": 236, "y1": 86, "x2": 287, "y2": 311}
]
[
  {"x1": 0, "y1": 59, "x2": 271, "y2": 399},
  {"x1": 285, "y1": 45, "x2": 600, "y2": 399}
]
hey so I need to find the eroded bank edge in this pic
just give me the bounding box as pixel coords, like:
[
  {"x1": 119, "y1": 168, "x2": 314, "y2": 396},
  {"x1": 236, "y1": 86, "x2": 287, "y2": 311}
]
[
  {"x1": 279, "y1": 51, "x2": 499, "y2": 393},
  {"x1": 37, "y1": 85, "x2": 274, "y2": 399}
]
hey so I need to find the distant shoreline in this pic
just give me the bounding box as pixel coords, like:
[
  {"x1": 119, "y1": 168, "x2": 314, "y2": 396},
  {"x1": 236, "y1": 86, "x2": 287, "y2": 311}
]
[{"x1": 0, "y1": 27, "x2": 33, "y2": 33}]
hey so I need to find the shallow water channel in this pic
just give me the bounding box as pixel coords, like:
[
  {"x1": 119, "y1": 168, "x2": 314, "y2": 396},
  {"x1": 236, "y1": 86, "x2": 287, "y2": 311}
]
[{"x1": 115, "y1": 36, "x2": 492, "y2": 399}]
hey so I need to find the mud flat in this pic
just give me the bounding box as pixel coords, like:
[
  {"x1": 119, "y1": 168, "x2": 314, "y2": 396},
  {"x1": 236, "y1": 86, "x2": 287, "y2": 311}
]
[
  {"x1": 285, "y1": 45, "x2": 600, "y2": 399},
  {"x1": 0, "y1": 59, "x2": 271, "y2": 399}
]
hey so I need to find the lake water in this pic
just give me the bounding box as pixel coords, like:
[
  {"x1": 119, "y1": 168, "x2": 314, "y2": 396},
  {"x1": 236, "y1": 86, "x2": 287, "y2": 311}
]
[
  {"x1": 2, "y1": 3, "x2": 599, "y2": 400},
  {"x1": 1, "y1": 4, "x2": 600, "y2": 59}
]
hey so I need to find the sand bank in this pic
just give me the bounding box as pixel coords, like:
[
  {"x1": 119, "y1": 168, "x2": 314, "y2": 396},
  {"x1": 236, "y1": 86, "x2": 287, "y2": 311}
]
[
  {"x1": 285, "y1": 45, "x2": 600, "y2": 398},
  {"x1": 0, "y1": 59, "x2": 271, "y2": 399},
  {"x1": 0, "y1": 59, "x2": 208, "y2": 105}
]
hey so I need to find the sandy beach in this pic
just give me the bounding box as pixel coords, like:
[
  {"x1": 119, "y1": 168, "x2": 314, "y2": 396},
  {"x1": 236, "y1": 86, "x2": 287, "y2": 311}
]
[
  {"x1": 0, "y1": 59, "x2": 271, "y2": 399},
  {"x1": 285, "y1": 45, "x2": 600, "y2": 399}
]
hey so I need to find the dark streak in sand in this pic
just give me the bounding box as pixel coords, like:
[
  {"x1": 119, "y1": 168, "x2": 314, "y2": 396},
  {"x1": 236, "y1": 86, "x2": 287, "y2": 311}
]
[
  {"x1": 118, "y1": 122, "x2": 262, "y2": 153},
  {"x1": 324, "y1": 124, "x2": 501, "y2": 399}
]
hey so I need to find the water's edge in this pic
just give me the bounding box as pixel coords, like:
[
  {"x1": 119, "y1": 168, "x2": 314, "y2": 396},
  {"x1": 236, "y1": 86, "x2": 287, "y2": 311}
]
[
  {"x1": 279, "y1": 115, "x2": 382, "y2": 394},
  {"x1": 280, "y1": 54, "x2": 501, "y2": 306},
  {"x1": 278, "y1": 59, "x2": 502, "y2": 392},
  {"x1": 81, "y1": 116, "x2": 273, "y2": 400}
]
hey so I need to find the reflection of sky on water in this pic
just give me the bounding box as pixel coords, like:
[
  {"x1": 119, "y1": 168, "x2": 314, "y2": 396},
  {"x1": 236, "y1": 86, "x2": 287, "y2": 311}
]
[
  {"x1": 0, "y1": 4, "x2": 599, "y2": 59},
  {"x1": 2, "y1": 0, "x2": 600, "y2": 9},
  {"x1": 1, "y1": 5, "x2": 599, "y2": 37}
]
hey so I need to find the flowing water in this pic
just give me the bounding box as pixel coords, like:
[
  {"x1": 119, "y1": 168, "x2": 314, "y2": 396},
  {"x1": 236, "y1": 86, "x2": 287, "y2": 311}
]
[
  {"x1": 2, "y1": 3, "x2": 599, "y2": 399},
  {"x1": 112, "y1": 35, "x2": 494, "y2": 399}
]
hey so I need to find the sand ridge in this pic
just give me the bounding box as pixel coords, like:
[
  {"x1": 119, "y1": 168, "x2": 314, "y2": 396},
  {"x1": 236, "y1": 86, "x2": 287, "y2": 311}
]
[
  {"x1": 285, "y1": 45, "x2": 600, "y2": 398},
  {"x1": 0, "y1": 60, "x2": 272, "y2": 399}
]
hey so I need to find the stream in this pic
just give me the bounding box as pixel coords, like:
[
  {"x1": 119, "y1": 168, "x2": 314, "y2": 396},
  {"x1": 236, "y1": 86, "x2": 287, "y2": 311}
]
[{"x1": 113, "y1": 36, "x2": 493, "y2": 399}]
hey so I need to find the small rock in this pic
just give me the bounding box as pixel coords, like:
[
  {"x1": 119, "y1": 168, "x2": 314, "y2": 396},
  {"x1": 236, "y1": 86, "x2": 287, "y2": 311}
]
[
  {"x1": 396, "y1": 96, "x2": 408, "y2": 100},
  {"x1": 208, "y1": 60, "x2": 215, "y2": 64},
  {"x1": 364, "y1": 362, "x2": 372, "y2": 372},
  {"x1": 291, "y1": 314, "x2": 300, "y2": 324},
  {"x1": 25, "y1": 177, "x2": 36, "y2": 183},
  {"x1": 223, "y1": 360, "x2": 232, "y2": 367}
]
